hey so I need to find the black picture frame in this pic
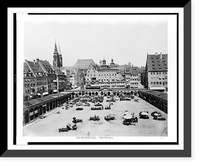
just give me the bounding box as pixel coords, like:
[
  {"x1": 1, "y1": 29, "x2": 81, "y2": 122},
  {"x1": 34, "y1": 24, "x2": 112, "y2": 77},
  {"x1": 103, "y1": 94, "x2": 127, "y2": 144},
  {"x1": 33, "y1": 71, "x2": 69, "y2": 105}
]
[{"x1": 2, "y1": 2, "x2": 191, "y2": 157}]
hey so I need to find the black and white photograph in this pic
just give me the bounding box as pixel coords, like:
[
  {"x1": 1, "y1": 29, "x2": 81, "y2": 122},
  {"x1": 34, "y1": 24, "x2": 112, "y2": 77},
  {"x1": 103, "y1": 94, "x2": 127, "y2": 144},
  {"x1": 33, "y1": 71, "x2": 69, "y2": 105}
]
[
  {"x1": 22, "y1": 14, "x2": 168, "y2": 138},
  {"x1": 4, "y1": 4, "x2": 191, "y2": 158}
]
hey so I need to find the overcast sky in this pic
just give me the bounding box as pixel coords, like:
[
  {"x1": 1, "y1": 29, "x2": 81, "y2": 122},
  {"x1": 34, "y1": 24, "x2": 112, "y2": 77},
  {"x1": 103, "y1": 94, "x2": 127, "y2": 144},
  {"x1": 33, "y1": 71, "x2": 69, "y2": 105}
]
[{"x1": 24, "y1": 15, "x2": 168, "y2": 67}]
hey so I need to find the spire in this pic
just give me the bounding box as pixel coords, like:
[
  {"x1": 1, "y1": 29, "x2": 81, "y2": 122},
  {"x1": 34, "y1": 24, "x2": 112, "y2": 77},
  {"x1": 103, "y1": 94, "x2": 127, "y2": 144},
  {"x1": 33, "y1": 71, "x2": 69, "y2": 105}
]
[
  {"x1": 54, "y1": 41, "x2": 58, "y2": 54},
  {"x1": 58, "y1": 41, "x2": 62, "y2": 55}
]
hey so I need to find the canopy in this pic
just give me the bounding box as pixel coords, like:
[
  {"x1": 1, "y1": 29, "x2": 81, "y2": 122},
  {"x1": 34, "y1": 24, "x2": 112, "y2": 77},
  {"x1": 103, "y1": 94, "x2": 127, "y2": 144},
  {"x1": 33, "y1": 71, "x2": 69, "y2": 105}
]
[
  {"x1": 43, "y1": 92, "x2": 49, "y2": 96},
  {"x1": 124, "y1": 114, "x2": 132, "y2": 119},
  {"x1": 140, "y1": 112, "x2": 148, "y2": 116},
  {"x1": 149, "y1": 87, "x2": 165, "y2": 90}
]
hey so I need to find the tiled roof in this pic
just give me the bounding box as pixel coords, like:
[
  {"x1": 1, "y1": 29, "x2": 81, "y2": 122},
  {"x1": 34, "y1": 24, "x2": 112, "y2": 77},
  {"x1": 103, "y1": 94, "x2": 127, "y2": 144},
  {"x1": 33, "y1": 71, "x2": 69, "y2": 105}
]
[
  {"x1": 146, "y1": 53, "x2": 168, "y2": 72},
  {"x1": 38, "y1": 60, "x2": 55, "y2": 74},
  {"x1": 73, "y1": 59, "x2": 95, "y2": 68},
  {"x1": 24, "y1": 62, "x2": 31, "y2": 73},
  {"x1": 26, "y1": 60, "x2": 44, "y2": 74}
]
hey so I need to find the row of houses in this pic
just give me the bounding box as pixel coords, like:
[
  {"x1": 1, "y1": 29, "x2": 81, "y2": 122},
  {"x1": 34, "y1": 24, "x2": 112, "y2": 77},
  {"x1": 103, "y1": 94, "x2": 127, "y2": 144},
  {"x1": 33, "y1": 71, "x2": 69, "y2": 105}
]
[{"x1": 24, "y1": 58, "x2": 68, "y2": 101}]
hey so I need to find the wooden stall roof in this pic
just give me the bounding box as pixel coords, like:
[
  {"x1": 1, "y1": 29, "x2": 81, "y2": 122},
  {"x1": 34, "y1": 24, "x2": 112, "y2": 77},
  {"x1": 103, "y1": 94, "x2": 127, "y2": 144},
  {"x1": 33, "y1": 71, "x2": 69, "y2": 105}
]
[
  {"x1": 139, "y1": 90, "x2": 168, "y2": 101},
  {"x1": 23, "y1": 92, "x2": 72, "y2": 110}
]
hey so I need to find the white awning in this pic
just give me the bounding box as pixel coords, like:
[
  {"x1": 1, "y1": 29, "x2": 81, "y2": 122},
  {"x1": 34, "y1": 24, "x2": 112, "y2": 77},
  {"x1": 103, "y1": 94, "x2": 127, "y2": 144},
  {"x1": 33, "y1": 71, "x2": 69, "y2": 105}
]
[
  {"x1": 43, "y1": 92, "x2": 49, "y2": 96},
  {"x1": 140, "y1": 112, "x2": 148, "y2": 116},
  {"x1": 53, "y1": 90, "x2": 58, "y2": 92},
  {"x1": 149, "y1": 87, "x2": 165, "y2": 90},
  {"x1": 124, "y1": 114, "x2": 132, "y2": 119}
]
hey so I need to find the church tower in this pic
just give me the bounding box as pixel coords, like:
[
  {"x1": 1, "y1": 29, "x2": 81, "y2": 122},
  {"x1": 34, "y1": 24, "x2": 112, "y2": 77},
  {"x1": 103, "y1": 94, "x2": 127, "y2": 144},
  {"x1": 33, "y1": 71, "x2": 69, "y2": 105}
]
[
  {"x1": 58, "y1": 43, "x2": 63, "y2": 67},
  {"x1": 53, "y1": 41, "x2": 62, "y2": 68}
]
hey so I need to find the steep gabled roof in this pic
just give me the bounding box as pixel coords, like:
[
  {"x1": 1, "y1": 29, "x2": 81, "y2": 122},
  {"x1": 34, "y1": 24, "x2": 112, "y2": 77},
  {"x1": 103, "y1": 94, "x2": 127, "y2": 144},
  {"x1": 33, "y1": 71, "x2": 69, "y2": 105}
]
[
  {"x1": 73, "y1": 59, "x2": 95, "y2": 68},
  {"x1": 146, "y1": 53, "x2": 168, "y2": 72},
  {"x1": 24, "y1": 62, "x2": 31, "y2": 73},
  {"x1": 25, "y1": 60, "x2": 46, "y2": 77},
  {"x1": 38, "y1": 59, "x2": 55, "y2": 74}
]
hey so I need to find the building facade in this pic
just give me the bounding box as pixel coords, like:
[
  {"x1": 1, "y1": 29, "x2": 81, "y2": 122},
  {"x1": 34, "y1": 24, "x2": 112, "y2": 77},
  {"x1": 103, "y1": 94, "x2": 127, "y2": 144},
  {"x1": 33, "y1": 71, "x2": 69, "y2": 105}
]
[
  {"x1": 130, "y1": 74, "x2": 140, "y2": 88},
  {"x1": 144, "y1": 52, "x2": 168, "y2": 91},
  {"x1": 36, "y1": 59, "x2": 57, "y2": 93},
  {"x1": 25, "y1": 60, "x2": 49, "y2": 97},
  {"x1": 24, "y1": 62, "x2": 37, "y2": 101}
]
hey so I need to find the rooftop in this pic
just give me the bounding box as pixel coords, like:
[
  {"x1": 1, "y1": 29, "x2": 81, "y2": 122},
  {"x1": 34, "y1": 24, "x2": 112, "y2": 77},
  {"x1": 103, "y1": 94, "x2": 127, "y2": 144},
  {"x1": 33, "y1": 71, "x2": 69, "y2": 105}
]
[
  {"x1": 23, "y1": 92, "x2": 72, "y2": 110},
  {"x1": 146, "y1": 53, "x2": 168, "y2": 72},
  {"x1": 73, "y1": 59, "x2": 95, "y2": 69},
  {"x1": 25, "y1": 60, "x2": 45, "y2": 75},
  {"x1": 37, "y1": 59, "x2": 55, "y2": 74},
  {"x1": 139, "y1": 89, "x2": 168, "y2": 101}
]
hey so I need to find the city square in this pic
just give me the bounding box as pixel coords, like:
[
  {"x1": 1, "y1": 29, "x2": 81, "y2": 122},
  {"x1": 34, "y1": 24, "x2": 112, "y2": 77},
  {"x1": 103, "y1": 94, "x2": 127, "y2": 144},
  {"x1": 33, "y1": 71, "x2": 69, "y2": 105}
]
[
  {"x1": 23, "y1": 15, "x2": 168, "y2": 138},
  {"x1": 23, "y1": 94, "x2": 167, "y2": 137}
]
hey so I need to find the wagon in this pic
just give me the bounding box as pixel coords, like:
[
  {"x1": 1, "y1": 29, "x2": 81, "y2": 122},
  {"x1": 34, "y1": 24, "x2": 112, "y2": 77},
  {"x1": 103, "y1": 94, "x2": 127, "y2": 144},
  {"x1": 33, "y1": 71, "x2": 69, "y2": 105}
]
[
  {"x1": 89, "y1": 115, "x2": 100, "y2": 121},
  {"x1": 104, "y1": 114, "x2": 115, "y2": 121},
  {"x1": 72, "y1": 117, "x2": 83, "y2": 123},
  {"x1": 76, "y1": 107, "x2": 83, "y2": 110},
  {"x1": 123, "y1": 117, "x2": 138, "y2": 125},
  {"x1": 153, "y1": 114, "x2": 166, "y2": 121},
  {"x1": 151, "y1": 111, "x2": 161, "y2": 116},
  {"x1": 58, "y1": 124, "x2": 77, "y2": 132},
  {"x1": 139, "y1": 111, "x2": 149, "y2": 119},
  {"x1": 105, "y1": 105, "x2": 111, "y2": 110},
  {"x1": 91, "y1": 106, "x2": 102, "y2": 110}
]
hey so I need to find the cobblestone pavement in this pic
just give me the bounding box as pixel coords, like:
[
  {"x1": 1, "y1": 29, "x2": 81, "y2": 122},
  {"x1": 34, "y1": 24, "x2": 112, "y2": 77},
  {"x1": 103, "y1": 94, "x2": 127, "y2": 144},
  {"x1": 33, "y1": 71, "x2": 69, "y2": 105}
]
[{"x1": 23, "y1": 96, "x2": 167, "y2": 137}]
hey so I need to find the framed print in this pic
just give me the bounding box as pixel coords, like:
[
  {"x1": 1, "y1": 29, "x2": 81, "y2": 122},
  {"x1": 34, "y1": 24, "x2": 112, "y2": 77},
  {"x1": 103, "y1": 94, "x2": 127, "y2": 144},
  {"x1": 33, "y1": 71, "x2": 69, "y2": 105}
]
[{"x1": 3, "y1": 2, "x2": 191, "y2": 157}]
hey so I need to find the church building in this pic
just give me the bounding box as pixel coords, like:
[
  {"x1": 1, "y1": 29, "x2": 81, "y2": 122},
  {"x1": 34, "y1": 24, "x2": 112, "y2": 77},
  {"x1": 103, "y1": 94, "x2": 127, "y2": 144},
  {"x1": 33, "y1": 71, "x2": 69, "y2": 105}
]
[{"x1": 53, "y1": 42, "x2": 63, "y2": 68}]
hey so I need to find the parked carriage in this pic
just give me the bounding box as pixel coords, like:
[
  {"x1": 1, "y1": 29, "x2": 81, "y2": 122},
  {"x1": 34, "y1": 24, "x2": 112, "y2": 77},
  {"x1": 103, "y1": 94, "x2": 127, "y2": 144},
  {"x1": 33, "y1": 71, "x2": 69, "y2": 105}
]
[
  {"x1": 91, "y1": 106, "x2": 102, "y2": 110},
  {"x1": 89, "y1": 115, "x2": 100, "y2": 121},
  {"x1": 72, "y1": 117, "x2": 83, "y2": 123},
  {"x1": 152, "y1": 112, "x2": 166, "y2": 121},
  {"x1": 123, "y1": 117, "x2": 138, "y2": 125},
  {"x1": 139, "y1": 111, "x2": 149, "y2": 119},
  {"x1": 76, "y1": 107, "x2": 83, "y2": 110},
  {"x1": 104, "y1": 114, "x2": 115, "y2": 121},
  {"x1": 58, "y1": 123, "x2": 77, "y2": 132}
]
